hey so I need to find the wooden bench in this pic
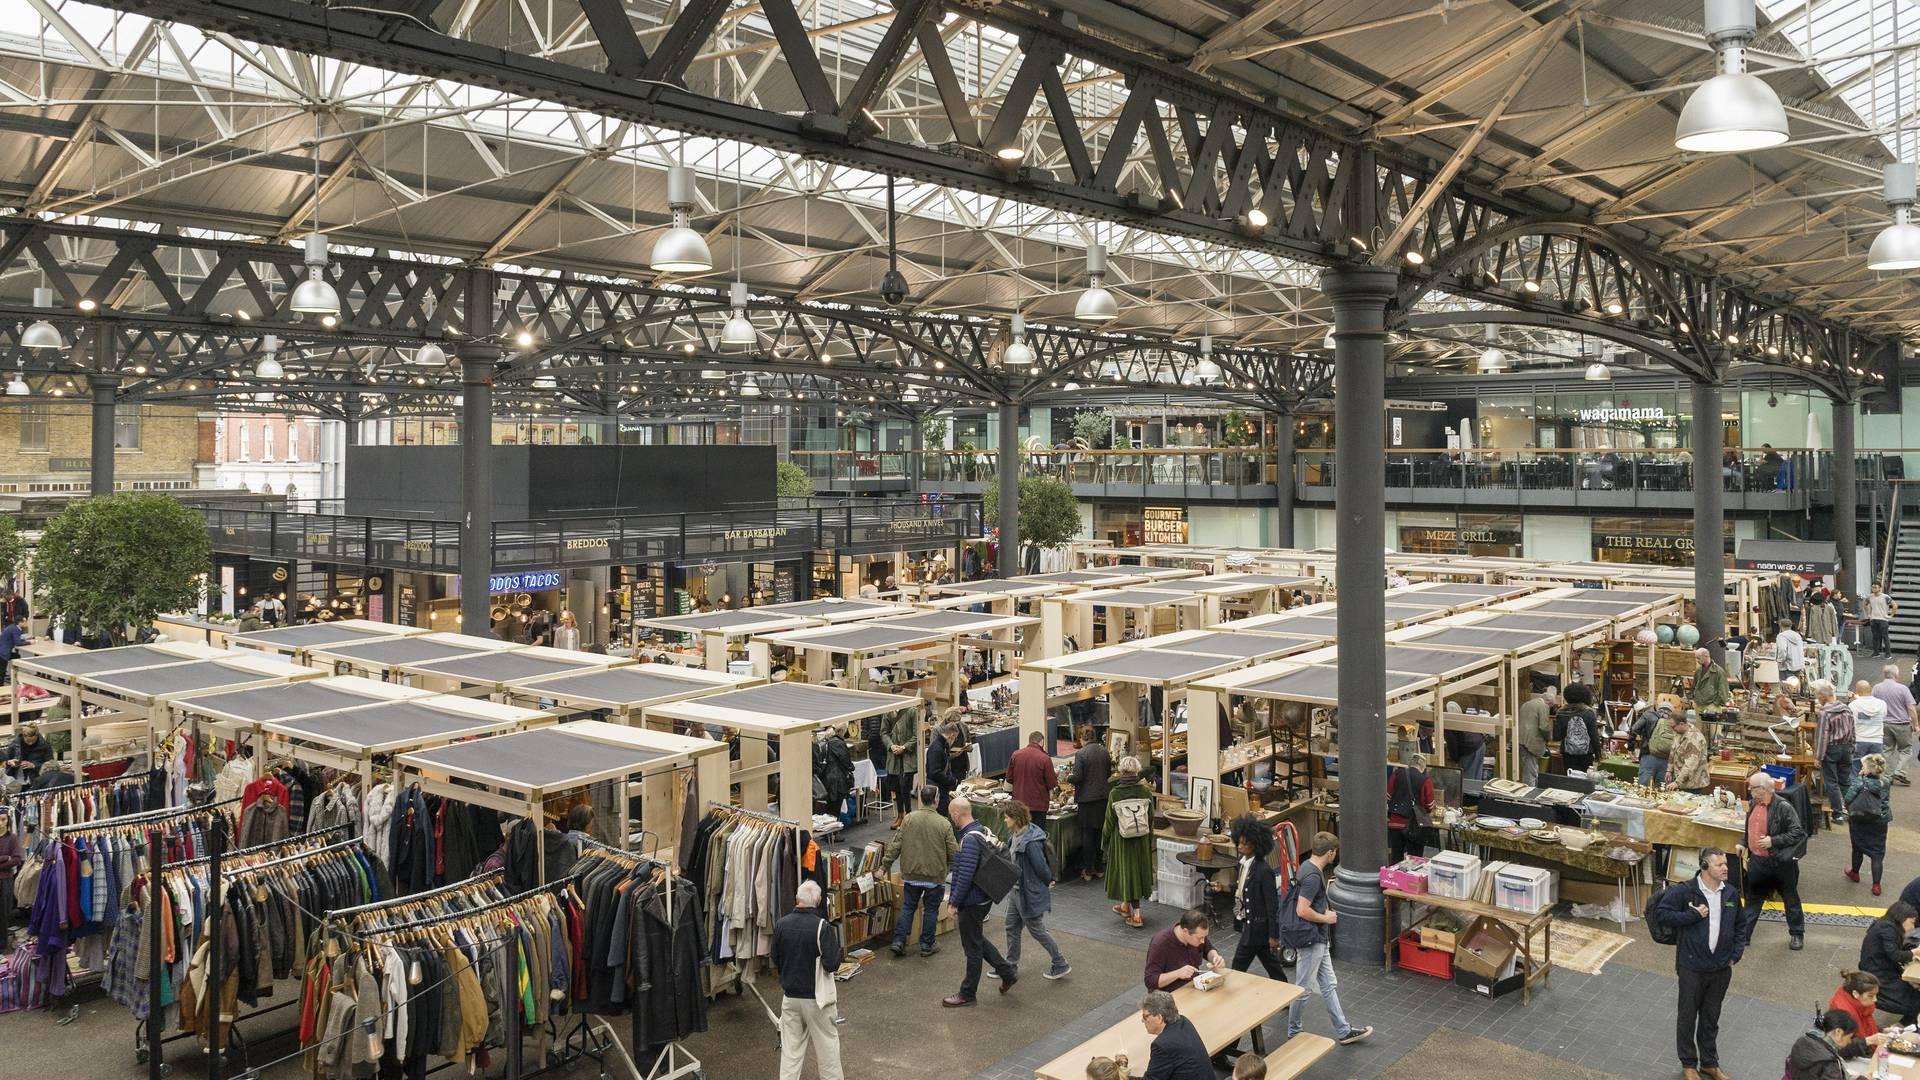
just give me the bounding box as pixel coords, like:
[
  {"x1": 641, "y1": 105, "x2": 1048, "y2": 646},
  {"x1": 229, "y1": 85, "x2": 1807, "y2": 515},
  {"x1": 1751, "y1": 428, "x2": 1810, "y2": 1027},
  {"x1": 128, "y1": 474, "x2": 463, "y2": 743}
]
[{"x1": 1262, "y1": 1033, "x2": 1335, "y2": 1079}]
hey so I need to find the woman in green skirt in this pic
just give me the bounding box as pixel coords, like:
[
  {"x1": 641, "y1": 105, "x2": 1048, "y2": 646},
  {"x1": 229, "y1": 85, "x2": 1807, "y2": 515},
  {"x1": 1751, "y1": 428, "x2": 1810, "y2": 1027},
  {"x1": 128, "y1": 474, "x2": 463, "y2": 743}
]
[{"x1": 1102, "y1": 756, "x2": 1156, "y2": 928}]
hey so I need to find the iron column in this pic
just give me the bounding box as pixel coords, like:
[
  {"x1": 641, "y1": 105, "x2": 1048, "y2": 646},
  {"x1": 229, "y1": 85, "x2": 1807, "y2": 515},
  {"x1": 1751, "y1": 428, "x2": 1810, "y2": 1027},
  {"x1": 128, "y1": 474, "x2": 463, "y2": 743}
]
[
  {"x1": 1321, "y1": 265, "x2": 1398, "y2": 959},
  {"x1": 1691, "y1": 379, "x2": 1727, "y2": 649},
  {"x1": 909, "y1": 410, "x2": 924, "y2": 497},
  {"x1": 89, "y1": 370, "x2": 120, "y2": 497},
  {"x1": 1832, "y1": 395, "x2": 1857, "y2": 597},
  {"x1": 997, "y1": 400, "x2": 1019, "y2": 577},
  {"x1": 459, "y1": 352, "x2": 494, "y2": 635},
  {"x1": 1272, "y1": 409, "x2": 1296, "y2": 547}
]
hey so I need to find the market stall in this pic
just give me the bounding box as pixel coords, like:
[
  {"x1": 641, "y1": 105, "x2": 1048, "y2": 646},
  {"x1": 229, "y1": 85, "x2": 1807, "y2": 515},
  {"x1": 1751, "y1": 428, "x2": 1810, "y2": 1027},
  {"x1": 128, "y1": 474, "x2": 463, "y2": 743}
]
[
  {"x1": 10, "y1": 639, "x2": 232, "y2": 752},
  {"x1": 75, "y1": 652, "x2": 325, "y2": 758},
  {"x1": 1177, "y1": 573, "x2": 1320, "y2": 623},
  {"x1": 1389, "y1": 622, "x2": 1569, "y2": 777},
  {"x1": 507, "y1": 663, "x2": 760, "y2": 719},
  {"x1": 227, "y1": 618, "x2": 427, "y2": 664},
  {"x1": 393, "y1": 719, "x2": 716, "y2": 873},
  {"x1": 642, "y1": 681, "x2": 922, "y2": 815},
  {"x1": 1292, "y1": 642, "x2": 1508, "y2": 776},
  {"x1": 1043, "y1": 585, "x2": 1210, "y2": 654},
  {"x1": 1388, "y1": 581, "x2": 1540, "y2": 608},
  {"x1": 305, "y1": 630, "x2": 525, "y2": 680},
  {"x1": 633, "y1": 608, "x2": 819, "y2": 672},
  {"x1": 392, "y1": 643, "x2": 629, "y2": 696},
  {"x1": 171, "y1": 673, "x2": 435, "y2": 775},
  {"x1": 1497, "y1": 587, "x2": 1685, "y2": 636}
]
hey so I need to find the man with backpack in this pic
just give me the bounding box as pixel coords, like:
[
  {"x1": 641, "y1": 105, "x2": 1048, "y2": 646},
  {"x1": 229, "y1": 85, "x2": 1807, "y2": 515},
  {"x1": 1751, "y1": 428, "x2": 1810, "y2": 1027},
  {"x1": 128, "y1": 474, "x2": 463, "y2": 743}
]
[
  {"x1": 942, "y1": 796, "x2": 1018, "y2": 1007},
  {"x1": 1279, "y1": 832, "x2": 1373, "y2": 1048},
  {"x1": 1651, "y1": 848, "x2": 1743, "y2": 1080}
]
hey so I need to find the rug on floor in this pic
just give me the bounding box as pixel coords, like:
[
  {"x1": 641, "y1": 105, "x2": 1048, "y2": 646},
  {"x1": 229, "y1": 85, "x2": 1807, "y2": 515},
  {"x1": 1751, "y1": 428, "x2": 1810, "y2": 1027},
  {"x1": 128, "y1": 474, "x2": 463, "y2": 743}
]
[
  {"x1": 1375, "y1": 1028, "x2": 1629, "y2": 1080},
  {"x1": 1548, "y1": 919, "x2": 1634, "y2": 975}
]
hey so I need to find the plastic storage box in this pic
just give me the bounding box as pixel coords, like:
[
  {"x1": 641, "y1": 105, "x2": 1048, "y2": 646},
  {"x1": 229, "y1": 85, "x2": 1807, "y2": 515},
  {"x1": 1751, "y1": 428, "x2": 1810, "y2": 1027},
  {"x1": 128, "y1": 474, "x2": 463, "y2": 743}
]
[
  {"x1": 1493, "y1": 864, "x2": 1556, "y2": 914},
  {"x1": 1397, "y1": 931, "x2": 1454, "y2": 979},
  {"x1": 1427, "y1": 851, "x2": 1483, "y2": 899}
]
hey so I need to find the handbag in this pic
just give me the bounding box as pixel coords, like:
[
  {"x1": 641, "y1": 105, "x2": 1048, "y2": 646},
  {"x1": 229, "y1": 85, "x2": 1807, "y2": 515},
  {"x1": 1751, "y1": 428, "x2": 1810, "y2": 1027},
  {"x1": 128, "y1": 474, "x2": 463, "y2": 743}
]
[
  {"x1": 1848, "y1": 782, "x2": 1888, "y2": 825},
  {"x1": 813, "y1": 920, "x2": 838, "y2": 1009},
  {"x1": 969, "y1": 831, "x2": 1020, "y2": 904}
]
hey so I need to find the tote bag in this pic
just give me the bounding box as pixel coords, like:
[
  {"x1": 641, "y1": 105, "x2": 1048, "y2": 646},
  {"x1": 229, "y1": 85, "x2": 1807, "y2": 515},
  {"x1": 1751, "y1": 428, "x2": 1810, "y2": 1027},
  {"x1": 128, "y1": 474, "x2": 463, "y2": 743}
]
[{"x1": 813, "y1": 920, "x2": 838, "y2": 1009}]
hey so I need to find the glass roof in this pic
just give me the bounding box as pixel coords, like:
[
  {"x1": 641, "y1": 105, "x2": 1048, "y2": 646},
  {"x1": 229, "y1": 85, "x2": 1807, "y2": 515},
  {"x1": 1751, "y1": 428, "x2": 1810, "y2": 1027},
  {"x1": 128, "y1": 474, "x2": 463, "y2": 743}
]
[{"x1": 1760, "y1": 0, "x2": 1920, "y2": 159}]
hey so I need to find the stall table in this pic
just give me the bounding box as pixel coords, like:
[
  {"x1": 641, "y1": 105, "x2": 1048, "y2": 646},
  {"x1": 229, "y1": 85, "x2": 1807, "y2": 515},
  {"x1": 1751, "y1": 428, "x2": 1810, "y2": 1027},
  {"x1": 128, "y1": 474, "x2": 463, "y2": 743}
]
[{"x1": 1382, "y1": 888, "x2": 1552, "y2": 1005}]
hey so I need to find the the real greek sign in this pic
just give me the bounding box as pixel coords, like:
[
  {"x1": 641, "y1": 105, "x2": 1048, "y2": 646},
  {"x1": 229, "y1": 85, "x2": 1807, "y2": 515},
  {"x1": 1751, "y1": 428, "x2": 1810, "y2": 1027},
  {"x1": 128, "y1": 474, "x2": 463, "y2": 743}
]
[{"x1": 1576, "y1": 406, "x2": 1666, "y2": 423}]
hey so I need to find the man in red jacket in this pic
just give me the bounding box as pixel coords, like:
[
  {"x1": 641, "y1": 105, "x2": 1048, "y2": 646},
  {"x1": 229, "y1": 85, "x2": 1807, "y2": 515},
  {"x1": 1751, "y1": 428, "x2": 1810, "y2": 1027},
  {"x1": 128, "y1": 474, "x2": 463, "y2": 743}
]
[{"x1": 1006, "y1": 732, "x2": 1058, "y2": 814}]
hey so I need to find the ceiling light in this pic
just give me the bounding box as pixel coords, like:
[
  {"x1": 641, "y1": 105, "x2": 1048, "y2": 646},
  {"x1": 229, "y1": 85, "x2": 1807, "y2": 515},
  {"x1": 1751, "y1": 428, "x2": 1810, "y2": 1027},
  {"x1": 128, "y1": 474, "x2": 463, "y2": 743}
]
[
  {"x1": 1584, "y1": 362, "x2": 1612, "y2": 381},
  {"x1": 1004, "y1": 314, "x2": 1036, "y2": 368},
  {"x1": 1194, "y1": 335, "x2": 1221, "y2": 381},
  {"x1": 1075, "y1": 243, "x2": 1118, "y2": 322},
  {"x1": 414, "y1": 342, "x2": 447, "y2": 367},
  {"x1": 1675, "y1": 0, "x2": 1788, "y2": 153},
  {"x1": 515, "y1": 329, "x2": 534, "y2": 348},
  {"x1": 1604, "y1": 300, "x2": 1625, "y2": 315},
  {"x1": 19, "y1": 287, "x2": 63, "y2": 351},
  {"x1": 650, "y1": 165, "x2": 713, "y2": 273},
  {"x1": 995, "y1": 144, "x2": 1025, "y2": 162},
  {"x1": 76, "y1": 298, "x2": 97, "y2": 312},
  {"x1": 1245, "y1": 207, "x2": 1269, "y2": 228},
  {"x1": 739, "y1": 375, "x2": 761, "y2": 397},
  {"x1": 1063, "y1": 381, "x2": 1080, "y2": 391},
  {"x1": 1521, "y1": 279, "x2": 1540, "y2": 293},
  {"x1": 902, "y1": 385, "x2": 920, "y2": 403},
  {"x1": 290, "y1": 233, "x2": 341, "y2": 315},
  {"x1": 5, "y1": 372, "x2": 26, "y2": 396},
  {"x1": 532, "y1": 373, "x2": 557, "y2": 389},
  {"x1": 700, "y1": 368, "x2": 727, "y2": 380},
  {"x1": 255, "y1": 335, "x2": 284, "y2": 380},
  {"x1": 132, "y1": 365, "x2": 146, "y2": 375},
  {"x1": 1322, "y1": 330, "x2": 1336, "y2": 351},
  {"x1": 235, "y1": 310, "x2": 250, "y2": 321},
  {"x1": 722, "y1": 281, "x2": 756, "y2": 347},
  {"x1": 1869, "y1": 163, "x2": 1920, "y2": 270},
  {"x1": 1403, "y1": 250, "x2": 1424, "y2": 265}
]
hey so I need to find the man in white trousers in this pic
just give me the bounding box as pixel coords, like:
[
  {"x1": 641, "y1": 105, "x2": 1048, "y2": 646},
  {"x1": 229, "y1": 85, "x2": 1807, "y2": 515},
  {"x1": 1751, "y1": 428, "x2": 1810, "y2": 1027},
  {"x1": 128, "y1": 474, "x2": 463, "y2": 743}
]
[{"x1": 772, "y1": 880, "x2": 845, "y2": 1080}]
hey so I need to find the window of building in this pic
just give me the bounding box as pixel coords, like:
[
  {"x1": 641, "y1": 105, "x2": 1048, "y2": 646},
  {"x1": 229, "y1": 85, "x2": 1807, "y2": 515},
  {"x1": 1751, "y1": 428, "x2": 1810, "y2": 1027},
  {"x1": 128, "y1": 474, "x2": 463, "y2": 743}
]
[
  {"x1": 114, "y1": 404, "x2": 141, "y2": 450},
  {"x1": 286, "y1": 421, "x2": 298, "y2": 462},
  {"x1": 19, "y1": 405, "x2": 47, "y2": 452},
  {"x1": 239, "y1": 424, "x2": 250, "y2": 461},
  {"x1": 263, "y1": 423, "x2": 275, "y2": 461}
]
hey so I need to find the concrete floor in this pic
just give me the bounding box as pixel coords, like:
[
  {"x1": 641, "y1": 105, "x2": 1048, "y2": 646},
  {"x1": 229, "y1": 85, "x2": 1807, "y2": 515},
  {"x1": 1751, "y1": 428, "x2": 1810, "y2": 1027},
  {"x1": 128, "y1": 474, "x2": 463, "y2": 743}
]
[{"x1": 7, "y1": 706, "x2": 1920, "y2": 1080}]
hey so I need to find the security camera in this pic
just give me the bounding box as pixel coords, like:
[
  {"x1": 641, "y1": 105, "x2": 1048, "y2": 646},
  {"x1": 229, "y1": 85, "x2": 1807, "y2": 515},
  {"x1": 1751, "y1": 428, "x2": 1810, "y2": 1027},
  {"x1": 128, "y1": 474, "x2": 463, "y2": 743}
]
[{"x1": 879, "y1": 268, "x2": 909, "y2": 308}]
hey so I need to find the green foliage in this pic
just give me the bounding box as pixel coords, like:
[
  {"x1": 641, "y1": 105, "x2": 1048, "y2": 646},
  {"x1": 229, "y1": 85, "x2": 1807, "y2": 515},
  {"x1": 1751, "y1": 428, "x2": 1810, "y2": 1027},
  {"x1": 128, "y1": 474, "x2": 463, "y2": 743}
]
[
  {"x1": 0, "y1": 516, "x2": 27, "y2": 585},
  {"x1": 34, "y1": 494, "x2": 211, "y2": 642},
  {"x1": 1070, "y1": 409, "x2": 1113, "y2": 449},
  {"x1": 983, "y1": 474, "x2": 1082, "y2": 549},
  {"x1": 775, "y1": 460, "x2": 815, "y2": 499},
  {"x1": 1221, "y1": 409, "x2": 1254, "y2": 447},
  {"x1": 919, "y1": 415, "x2": 950, "y2": 449}
]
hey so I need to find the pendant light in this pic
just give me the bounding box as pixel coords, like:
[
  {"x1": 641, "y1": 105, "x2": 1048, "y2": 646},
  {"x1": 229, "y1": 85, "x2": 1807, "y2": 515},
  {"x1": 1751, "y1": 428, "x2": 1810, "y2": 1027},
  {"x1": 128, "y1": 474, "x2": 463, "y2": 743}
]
[
  {"x1": 1674, "y1": 0, "x2": 1788, "y2": 153},
  {"x1": 1477, "y1": 326, "x2": 1505, "y2": 371},
  {"x1": 1075, "y1": 243, "x2": 1118, "y2": 322},
  {"x1": 739, "y1": 375, "x2": 762, "y2": 397},
  {"x1": 1583, "y1": 361, "x2": 1612, "y2": 381},
  {"x1": 20, "y1": 286, "x2": 63, "y2": 351},
  {"x1": 878, "y1": 176, "x2": 908, "y2": 308},
  {"x1": 255, "y1": 335, "x2": 285, "y2": 380},
  {"x1": 1194, "y1": 335, "x2": 1221, "y2": 382},
  {"x1": 413, "y1": 341, "x2": 447, "y2": 367},
  {"x1": 6, "y1": 364, "x2": 28, "y2": 396},
  {"x1": 722, "y1": 281, "x2": 756, "y2": 347},
  {"x1": 1869, "y1": 163, "x2": 1920, "y2": 270},
  {"x1": 1004, "y1": 314, "x2": 1035, "y2": 369},
  {"x1": 901, "y1": 384, "x2": 920, "y2": 403},
  {"x1": 290, "y1": 112, "x2": 341, "y2": 316},
  {"x1": 651, "y1": 163, "x2": 712, "y2": 273}
]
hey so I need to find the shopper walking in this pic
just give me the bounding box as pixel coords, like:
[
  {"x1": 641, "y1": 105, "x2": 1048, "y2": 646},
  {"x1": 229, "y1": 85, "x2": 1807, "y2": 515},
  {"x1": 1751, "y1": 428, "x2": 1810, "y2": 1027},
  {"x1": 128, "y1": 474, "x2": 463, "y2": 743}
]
[
  {"x1": 1741, "y1": 771, "x2": 1808, "y2": 950},
  {"x1": 1068, "y1": 725, "x2": 1110, "y2": 881},
  {"x1": 1849, "y1": 679, "x2": 1888, "y2": 764},
  {"x1": 1872, "y1": 663, "x2": 1915, "y2": 786},
  {"x1": 1653, "y1": 847, "x2": 1743, "y2": 1080},
  {"x1": 942, "y1": 796, "x2": 1018, "y2": 1007},
  {"x1": 1556, "y1": 683, "x2": 1601, "y2": 775},
  {"x1": 1279, "y1": 832, "x2": 1373, "y2": 1047},
  {"x1": 883, "y1": 784, "x2": 956, "y2": 958},
  {"x1": 772, "y1": 881, "x2": 844, "y2": 1080},
  {"x1": 1812, "y1": 679, "x2": 1856, "y2": 825},
  {"x1": 1135, "y1": 992, "x2": 1212, "y2": 1080},
  {"x1": 1843, "y1": 754, "x2": 1893, "y2": 894},
  {"x1": 1867, "y1": 582, "x2": 1896, "y2": 657},
  {"x1": 1517, "y1": 682, "x2": 1556, "y2": 785},
  {"x1": 1860, "y1": 901, "x2": 1920, "y2": 1024},
  {"x1": 1102, "y1": 756, "x2": 1155, "y2": 929},
  {"x1": 1006, "y1": 731, "x2": 1058, "y2": 815},
  {"x1": 1667, "y1": 713, "x2": 1712, "y2": 794},
  {"x1": 1640, "y1": 706, "x2": 1677, "y2": 788},
  {"x1": 1000, "y1": 800, "x2": 1070, "y2": 980},
  {"x1": 1776, "y1": 619, "x2": 1808, "y2": 682},
  {"x1": 883, "y1": 706, "x2": 918, "y2": 829},
  {"x1": 1225, "y1": 815, "x2": 1287, "y2": 981}
]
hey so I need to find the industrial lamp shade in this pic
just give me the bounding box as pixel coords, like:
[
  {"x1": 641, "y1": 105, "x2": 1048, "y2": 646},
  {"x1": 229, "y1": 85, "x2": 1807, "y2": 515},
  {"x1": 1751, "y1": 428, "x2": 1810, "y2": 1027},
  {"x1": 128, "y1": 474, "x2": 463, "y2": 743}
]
[
  {"x1": 413, "y1": 342, "x2": 447, "y2": 367},
  {"x1": 1478, "y1": 346, "x2": 1505, "y2": 371},
  {"x1": 291, "y1": 269, "x2": 340, "y2": 315},
  {"x1": 1004, "y1": 339, "x2": 1036, "y2": 367},
  {"x1": 738, "y1": 376, "x2": 762, "y2": 397},
  {"x1": 532, "y1": 374, "x2": 558, "y2": 389},
  {"x1": 651, "y1": 225, "x2": 712, "y2": 273},
  {"x1": 1675, "y1": 72, "x2": 1788, "y2": 152},
  {"x1": 255, "y1": 355, "x2": 285, "y2": 380},
  {"x1": 5, "y1": 374, "x2": 27, "y2": 396},
  {"x1": 722, "y1": 313, "x2": 756, "y2": 347},
  {"x1": 1869, "y1": 163, "x2": 1920, "y2": 271},
  {"x1": 20, "y1": 287, "x2": 62, "y2": 350},
  {"x1": 1583, "y1": 362, "x2": 1612, "y2": 381},
  {"x1": 1075, "y1": 287, "x2": 1118, "y2": 322}
]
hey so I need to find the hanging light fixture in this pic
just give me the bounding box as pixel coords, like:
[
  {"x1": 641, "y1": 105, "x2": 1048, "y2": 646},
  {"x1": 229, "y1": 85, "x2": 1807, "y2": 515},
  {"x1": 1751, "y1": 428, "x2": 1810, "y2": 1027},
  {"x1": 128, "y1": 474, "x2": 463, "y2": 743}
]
[
  {"x1": 1194, "y1": 335, "x2": 1221, "y2": 382},
  {"x1": 1322, "y1": 329, "x2": 1336, "y2": 351},
  {"x1": 700, "y1": 367, "x2": 727, "y2": 380},
  {"x1": 413, "y1": 342, "x2": 447, "y2": 367},
  {"x1": 1675, "y1": 0, "x2": 1788, "y2": 153},
  {"x1": 879, "y1": 176, "x2": 909, "y2": 308},
  {"x1": 1583, "y1": 361, "x2": 1612, "y2": 381},
  {"x1": 1477, "y1": 326, "x2": 1505, "y2": 372},
  {"x1": 6, "y1": 364, "x2": 28, "y2": 397},
  {"x1": 902, "y1": 384, "x2": 920, "y2": 403},
  {"x1": 290, "y1": 111, "x2": 341, "y2": 316},
  {"x1": 532, "y1": 372, "x2": 558, "y2": 389},
  {"x1": 255, "y1": 335, "x2": 285, "y2": 380},
  {"x1": 1869, "y1": 163, "x2": 1920, "y2": 270},
  {"x1": 1075, "y1": 243, "x2": 1118, "y2": 322},
  {"x1": 1004, "y1": 314, "x2": 1035, "y2": 368},
  {"x1": 650, "y1": 164, "x2": 712, "y2": 273},
  {"x1": 20, "y1": 287, "x2": 63, "y2": 351},
  {"x1": 722, "y1": 282, "x2": 756, "y2": 347},
  {"x1": 738, "y1": 375, "x2": 762, "y2": 397}
]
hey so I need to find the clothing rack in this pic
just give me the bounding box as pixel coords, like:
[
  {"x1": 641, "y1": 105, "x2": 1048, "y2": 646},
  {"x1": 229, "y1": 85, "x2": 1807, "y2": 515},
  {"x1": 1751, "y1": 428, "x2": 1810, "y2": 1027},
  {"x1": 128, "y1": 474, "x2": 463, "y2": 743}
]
[
  {"x1": 326, "y1": 865, "x2": 505, "y2": 922},
  {"x1": 52, "y1": 794, "x2": 240, "y2": 838},
  {"x1": 162, "y1": 821, "x2": 351, "y2": 871}
]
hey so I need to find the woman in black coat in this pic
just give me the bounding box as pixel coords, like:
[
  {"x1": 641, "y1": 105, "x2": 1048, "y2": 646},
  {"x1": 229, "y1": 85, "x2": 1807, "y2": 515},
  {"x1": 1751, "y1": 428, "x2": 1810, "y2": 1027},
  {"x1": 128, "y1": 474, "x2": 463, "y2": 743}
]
[
  {"x1": 1859, "y1": 901, "x2": 1920, "y2": 1023},
  {"x1": 924, "y1": 722, "x2": 958, "y2": 809},
  {"x1": 1224, "y1": 815, "x2": 1287, "y2": 979}
]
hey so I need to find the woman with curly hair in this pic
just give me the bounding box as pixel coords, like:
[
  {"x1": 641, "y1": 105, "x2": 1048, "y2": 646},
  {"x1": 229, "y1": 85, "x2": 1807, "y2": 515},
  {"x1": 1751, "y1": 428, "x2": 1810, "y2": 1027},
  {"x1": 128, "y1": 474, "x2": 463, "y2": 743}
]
[{"x1": 1225, "y1": 814, "x2": 1288, "y2": 981}]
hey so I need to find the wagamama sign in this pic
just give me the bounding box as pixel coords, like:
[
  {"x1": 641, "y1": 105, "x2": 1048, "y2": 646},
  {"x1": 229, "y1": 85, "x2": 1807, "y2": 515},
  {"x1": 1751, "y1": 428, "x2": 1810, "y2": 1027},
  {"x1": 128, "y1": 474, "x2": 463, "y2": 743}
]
[{"x1": 1576, "y1": 405, "x2": 1666, "y2": 424}]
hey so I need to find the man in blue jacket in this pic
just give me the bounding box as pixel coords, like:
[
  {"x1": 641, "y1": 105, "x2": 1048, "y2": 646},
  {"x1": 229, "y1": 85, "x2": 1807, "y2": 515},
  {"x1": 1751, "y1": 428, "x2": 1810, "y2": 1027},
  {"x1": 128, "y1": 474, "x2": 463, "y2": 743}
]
[
  {"x1": 1652, "y1": 848, "x2": 1744, "y2": 1080},
  {"x1": 942, "y1": 796, "x2": 1018, "y2": 1007}
]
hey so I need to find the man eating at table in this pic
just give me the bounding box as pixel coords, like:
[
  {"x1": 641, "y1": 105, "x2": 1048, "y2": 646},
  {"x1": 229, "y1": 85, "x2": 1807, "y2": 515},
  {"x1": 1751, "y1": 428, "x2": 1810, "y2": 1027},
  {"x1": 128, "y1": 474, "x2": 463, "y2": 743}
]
[
  {"x1": 1134, "y1": 991, "x2": 1212, "y2": 1080},
  {"x1": 1143, "y1": 909, "x2": 1225, "y2": 991}
]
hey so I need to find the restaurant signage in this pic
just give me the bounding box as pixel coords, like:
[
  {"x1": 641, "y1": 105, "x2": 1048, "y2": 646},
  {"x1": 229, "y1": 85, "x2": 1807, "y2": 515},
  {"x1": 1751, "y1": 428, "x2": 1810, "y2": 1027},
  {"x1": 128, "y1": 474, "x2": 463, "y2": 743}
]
[
  {"x1": 1143, "y1": 506, "x2": 1189, "y2": 545},
  {"x1": 1597, "y1": 534, "x2": 1693, "y2": 552},
  {"x1": 1577, "y1": 406, "x2": 1666, "y2": 423},
  {"x1": 488, "y1": 570, "x2": 563, "y2": 593}
]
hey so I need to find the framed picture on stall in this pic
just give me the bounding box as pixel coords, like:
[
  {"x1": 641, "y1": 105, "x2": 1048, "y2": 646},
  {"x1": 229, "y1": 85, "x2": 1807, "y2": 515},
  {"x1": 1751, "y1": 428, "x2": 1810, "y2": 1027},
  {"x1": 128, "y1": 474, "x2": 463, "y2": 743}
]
[
  {"x1": 1106, "y1": 729, "x2": 1130, "y2": 759},
  {"x1": 1187, "y1": 777, "x2": 1215, "y2": 815}
]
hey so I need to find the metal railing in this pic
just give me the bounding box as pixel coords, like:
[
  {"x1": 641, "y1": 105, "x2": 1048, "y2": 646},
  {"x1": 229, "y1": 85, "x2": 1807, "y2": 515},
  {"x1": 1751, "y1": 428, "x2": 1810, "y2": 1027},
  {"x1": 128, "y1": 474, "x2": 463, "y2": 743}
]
[
  {"x1": 1298, "y1": 447, "x2": 1832, "y2": 498},
  {"x1": 192, "y1": 495, "x2": 983, "y2": 573},
  {"x1": 793, "y1": 448, "x2": 1275, "y2": 490}
]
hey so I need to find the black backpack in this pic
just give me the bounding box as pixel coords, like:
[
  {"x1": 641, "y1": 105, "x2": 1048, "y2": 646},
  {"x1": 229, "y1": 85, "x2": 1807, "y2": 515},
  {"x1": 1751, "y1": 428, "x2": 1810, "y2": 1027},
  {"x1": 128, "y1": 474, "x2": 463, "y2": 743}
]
[{"x1": 1645, "y1": 884, "x2": 1679, "y2": 946}]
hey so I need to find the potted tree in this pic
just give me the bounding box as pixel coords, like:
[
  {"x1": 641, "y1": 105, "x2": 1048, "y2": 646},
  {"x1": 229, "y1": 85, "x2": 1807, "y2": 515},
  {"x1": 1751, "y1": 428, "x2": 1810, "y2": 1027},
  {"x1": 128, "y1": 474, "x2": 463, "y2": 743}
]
[
  {"x1": 35, "y1": 494, "x2": 212, "y2": 646},
  {"x1": 775, "y1": 460, "x2": 815, "y2": 504},
  {"x1": 983, "y1": 475, "x2": 1081, "y2": 574}
]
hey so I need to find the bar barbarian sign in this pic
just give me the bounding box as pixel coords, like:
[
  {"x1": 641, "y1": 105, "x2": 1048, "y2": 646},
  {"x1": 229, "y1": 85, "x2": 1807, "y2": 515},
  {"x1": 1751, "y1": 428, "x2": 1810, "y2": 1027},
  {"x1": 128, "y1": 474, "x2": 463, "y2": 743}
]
[{"x1": 723, "y1": 526, "x2": 790, "y2": 541}]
